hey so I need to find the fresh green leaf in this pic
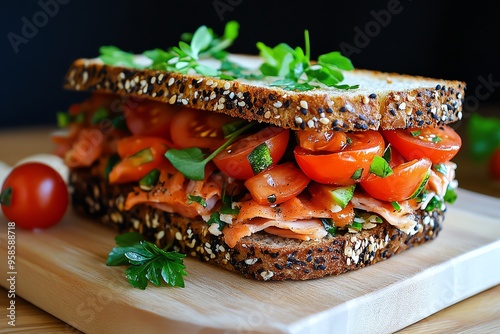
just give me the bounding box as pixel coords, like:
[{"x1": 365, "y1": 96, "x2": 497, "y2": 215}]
[
  {"x1": 370, "y1": 156, "x2": 393, "y2": 178},
  {"x1": 139, "y1": 169, "x2": 160, "y2": 191},
  {"x1": 391, "y1": 201, "x2": 401, "y2": 211},
  {"x1": 350, "y1": 168, "x2": 363, "y2": 180},
  {"x1": 320, "y1": 218, "x2": 337, "y2": 236},
  {"x1": 115, "y1": 231, "x2": 145, "y2": 247},
  {"x1": 444, "y1": 184, "x2": 458, "y2": 204},
  {"x1": 248, "y1": 143, "x2": 272, "y2": 175},
  {"x1": 165, "y1": 122, "x2": 255, "y2": 180},
  {"x1": 433, "y1": 163, "x2": 448, "y2": 175},
  {"x1": 188, "y1": 194, "x2": 207, "y2": 208},
  {"x1": 56, "y1": 111, "x2": 71, "y2": 127},
  {"x1": 91, "y1": 107, "x2": 109, "y2": 124},
  {"x1": 99, "y1": 46, "x2": 144, "y2": 68},
  {"x1": 165, "y1": 147, "x2": 207, "y2": 180},
  {"x1": 107, "y1": 233, "x2": 187, "y2": 289}
]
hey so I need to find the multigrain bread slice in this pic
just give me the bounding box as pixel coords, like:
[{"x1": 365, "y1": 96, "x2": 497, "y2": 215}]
[
  {"x1": 69, "y1": 167, "x2": 445, "y2": 281},
  {"x1": 63, "y1": 54, "x2": 466, "y2": 132}
]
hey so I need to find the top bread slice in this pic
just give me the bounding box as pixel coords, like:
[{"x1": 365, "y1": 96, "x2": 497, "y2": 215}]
[{"x1": 63, "y1": 54, "x2": 466, "y2": 132}]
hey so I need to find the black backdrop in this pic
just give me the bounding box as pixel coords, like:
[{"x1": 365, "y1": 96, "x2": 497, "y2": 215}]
[{"x1": 1, "y1": 0, "x2": 499, "y2": 129}]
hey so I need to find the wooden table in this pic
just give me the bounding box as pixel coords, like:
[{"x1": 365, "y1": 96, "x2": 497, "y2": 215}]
[{"x1": 0, "y1": 124, "x2": 499, "y2": 333}]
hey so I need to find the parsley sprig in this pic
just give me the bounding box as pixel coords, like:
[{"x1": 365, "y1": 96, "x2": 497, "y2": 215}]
[
  {"x1": 165, "y1": 121, "x2": 255, "y2": 180},
  {"x1": 98, "y1": 22, "x2": 357, "y2": 90},
  {"x1": 107, "y1": 232, "x2": 187, "y2": 289},
  {"x1": 257, "y1": 30, "x2": 358, "y2": 91},
  {"x1": 99, "y1": 21, "x2": 240, "y2": 76}
]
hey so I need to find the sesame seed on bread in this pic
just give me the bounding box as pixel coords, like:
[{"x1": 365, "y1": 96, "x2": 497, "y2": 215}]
[
  {"x1": 63, "y1": 54, "x2": 466, "y2": 132},
  {"x1": 70, "y1": 164, "x2": 444, "y2": 281}
]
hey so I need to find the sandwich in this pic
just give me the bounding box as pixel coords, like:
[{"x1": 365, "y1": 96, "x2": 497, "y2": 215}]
[{"x1": 54, "y1": 22, "x2": 464, "y2": 281}]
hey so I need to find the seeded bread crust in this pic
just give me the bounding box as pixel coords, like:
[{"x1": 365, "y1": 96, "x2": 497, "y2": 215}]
[
  {"x1": 70, "y1": 167, "x2": 445, "y2": 281},
  {"x1": 63, "y1": 55, "x2": 466, "y2": 132}
]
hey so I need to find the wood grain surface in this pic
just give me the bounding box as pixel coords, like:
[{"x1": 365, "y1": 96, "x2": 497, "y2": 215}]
[{"x1": 0, "y1": 125, "x2": 499, "y2": 334}]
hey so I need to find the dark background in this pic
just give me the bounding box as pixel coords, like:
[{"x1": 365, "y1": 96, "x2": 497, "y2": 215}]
[{"x1": 1, "y1": 0, "x2": 499, "y2": 129}]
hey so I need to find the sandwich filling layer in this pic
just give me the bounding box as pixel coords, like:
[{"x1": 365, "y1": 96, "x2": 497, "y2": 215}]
[{"x1": 54, "y1": 92, "x2": 460, "y2": 249}]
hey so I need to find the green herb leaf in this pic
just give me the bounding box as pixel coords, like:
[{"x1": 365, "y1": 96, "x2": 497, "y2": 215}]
[
  {"x1": 350, "y1": 168, "x2": 363, "y2": 180},
  {"x1": 165, "y1": 122, "x2": 255, "y2": 180},
  {"x1": 91, "y1": 107, "x2": 109, "y2": 124},
  {"x1": 370, "y1": 156, "x2": 393, "y2": 178},
  {"x1": 107, "y1": 233, "x2": 187, "y2": 289},
  {"x1": 257, "y1": 30, "x2": 356, "y2": 91},
  {"x1": 187, "y1": 194, "x2": 207, "y2": 208},
  {"x1": 433, "y1": 163, "x2": 448, "y2": 175},
  {"x1": 320, "y1": 218, "x2": 337, "y2": 236},
  {"x1": 139, "y1": 169, "x2": 160, "y2": 191},
  {"x1": 248, "y1": 142, "x2": 273, "y2": 175},
  {"x1": 165, "y1": 147, "x2": 207, "y2": 181},
  {"x1": 207, "y1": 211, "x2": 228, "y2": 232},
  {"x1": 444, "y1": 184, "x2": 458, "y2": 204},
  {"x1": 99, "y1": 46, "x2": 145, "y2": 68},
  {"x1": 410, "y1": 130, "x2": 421, "y2": 137},
  {"x1": 391, "y1": 201, "x2": 401, "y2": 211}
]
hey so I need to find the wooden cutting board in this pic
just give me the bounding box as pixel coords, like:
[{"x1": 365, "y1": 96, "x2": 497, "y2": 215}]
[{"x1": 1, "y1": 188, "x2": 499, "y2": 334}]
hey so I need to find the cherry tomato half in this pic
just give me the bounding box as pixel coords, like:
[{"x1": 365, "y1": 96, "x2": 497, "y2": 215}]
[
  {"x1": 109, "y1": 136, "x2": 170, "y2": 184},
  {"x1": 169, "y1": 108, "x2": 235, "y2": 151},
  {"x1": 296, "y1": 130, "x2": 349, "y2": 152},
  {"x1": 294, "y1": 130, "x2": 385, "y2": 185},
  {"x1": 213, "y1": 127, "x2": 290, "y2": 180},
  {"x1": 360, "y1": 158, "x2": 432, "y2": 202},
  {"x1": 382, "y1": 125, "x2": 462, "y2": 164},
  {"x1": 489, "y1": 147, "x2": 500, "y2": 180},
  {"x1": 0, "y1": 162, "x2": 69, "y2": 229},
  {"x1": 124, "y1": 98, "x2": 180, "y2": 146},
  {"x1": 244, "y1": 162, "x2": 310, "y2": 205}
]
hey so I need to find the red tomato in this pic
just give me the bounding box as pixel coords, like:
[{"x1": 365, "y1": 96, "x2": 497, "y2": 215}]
[
  {"x1": 109, "y1": 136, "x2": 170, "y2": 184},
  {"x1": 0, "y1": 162, "x2": 68, "y2": 229},
  {"x1": 294, "y1": 130, "x2": 385, "y2": 185},
  {"x1": 213, "y1": 127, "x2": 290, "y2": 180},
  {"x1": 360, "y1": 158, "x2": 432, "y2": 202},
  {"x1": 489, "y1": 147, "x2": 500, "y2": 180},
  {"x1": 387, "y1": 145, "x2": 406, "y2": 168},
  {"x1": 244, "y1": 162, "x2": 310, "y2": 205},
  {"x1": 296, "y1": 130, "x2": 349, "y2": 152},
  {"x1": 382, "y1": 125, "x2": 462, "y2": 164},
  {"x1": 169, "y1": 108, "x2": 235, "y2": 151},
  {"x1": 124, "y1": 99, "x2": 180, "y2": 145}
]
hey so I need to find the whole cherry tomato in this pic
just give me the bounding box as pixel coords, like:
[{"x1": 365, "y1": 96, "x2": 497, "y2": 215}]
[{"x1": 0, "y1": 162, "x2": 69, "y2": 229}]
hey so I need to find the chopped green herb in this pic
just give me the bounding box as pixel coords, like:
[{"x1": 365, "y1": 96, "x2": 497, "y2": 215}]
[
  {"x1": 56, "y1": 111, "x2": 71, "y2": 127},
  {"x1": 320, "y1": 218, "x2": 337, "y2": 236},
  {"x1": 370, "y1": 156, "x2": 393, "y2": 178},
  {"x1": 248, "y1": 142, "x2": 273, "y2": 175},
  {"x1": 433, "y1": 163, "x2": 448, "y2": 175},
  {"x1": 410, "y1": 130, "x2": 421, "y2": 137},
  {"x1": 351, "y1": 168, "x2": 363, "y2": 180},
  {"x1": 257, "y1": 30, "x2": 357, "y2": 91},
  {"x1": 91, "y1": 107, "x2": 110, "y2": 124},
  {"x1": 391, "y1": 201, "x2": 401, "y2": 211},
  {"x1": 444, "y1": 184, "x2": 458, "y2": 204},
  {"x1": 107, "y1": 232, "x2": 187, "y2": 289},
  {"x1": 165, "y1": 122, "x2": 255, "y2": 180},
  {"x1": 128, "y1": 148, "x2": 154, "y2": 166},
  {"x1": 187, "y1": 194, "x2": 207, "y2": 208},
  {"x1": 139, "y1": 169, "x2": 160, "y2": 191},
  {"x1": 105, "y1": 154, "x2": 121, "y2": 181},
  {"x1": 432, "y1": 136, "x2": 442, "y2": 143},
  {"x1": 206, "y1": 211, "x2": 228, "y2": 231},
  {"x1": 467, "y1": 112, "x2": 500, "y2": 162},
  {"x1": 350, "y1": 221, "x2": 363, "y2": 231}
]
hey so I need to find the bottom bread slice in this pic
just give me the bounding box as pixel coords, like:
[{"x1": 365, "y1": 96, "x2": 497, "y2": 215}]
[{"x1": 69, "y1": 168, "x2": 445, "y2": 281}]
